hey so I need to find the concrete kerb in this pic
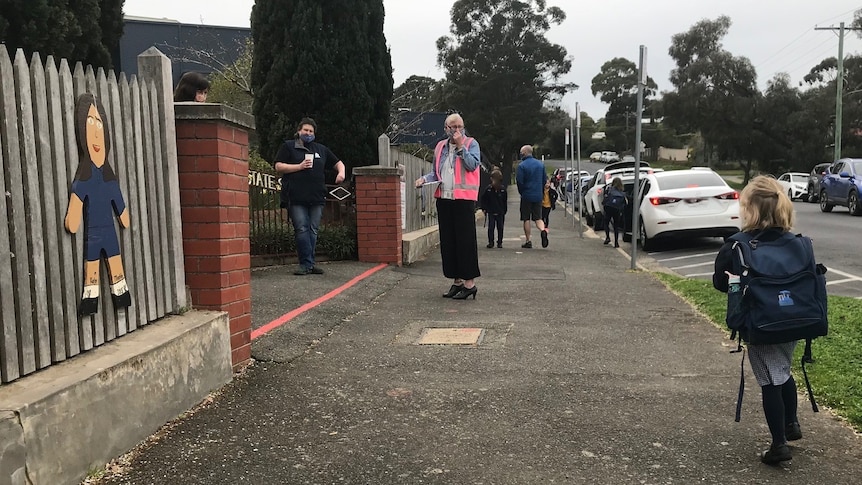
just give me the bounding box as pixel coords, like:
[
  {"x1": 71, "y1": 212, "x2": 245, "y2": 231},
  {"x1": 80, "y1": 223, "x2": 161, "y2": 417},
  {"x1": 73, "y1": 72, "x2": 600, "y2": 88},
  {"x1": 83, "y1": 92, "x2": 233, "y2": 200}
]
[{"x1": 0, "y1": 310, "x2": 232, "y2": 485}]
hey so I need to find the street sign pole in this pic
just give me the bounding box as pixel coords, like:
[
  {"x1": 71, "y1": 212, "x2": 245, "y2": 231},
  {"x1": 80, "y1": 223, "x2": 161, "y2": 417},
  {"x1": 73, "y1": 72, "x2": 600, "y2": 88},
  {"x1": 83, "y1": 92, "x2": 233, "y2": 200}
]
[
  {"x1": 575, "y1": 103, "x2": 582, "y2": 237},
  {"x1": 631, "y1": 45, "x2": 647, "y2": 270}
]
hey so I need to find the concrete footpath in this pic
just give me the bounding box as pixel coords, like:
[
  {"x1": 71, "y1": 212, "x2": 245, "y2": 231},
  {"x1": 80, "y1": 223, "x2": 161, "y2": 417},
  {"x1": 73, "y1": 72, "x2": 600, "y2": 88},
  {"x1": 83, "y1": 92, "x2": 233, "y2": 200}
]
[{"x1": 94, "y1": 192, "x2": 862, "y2": 484}]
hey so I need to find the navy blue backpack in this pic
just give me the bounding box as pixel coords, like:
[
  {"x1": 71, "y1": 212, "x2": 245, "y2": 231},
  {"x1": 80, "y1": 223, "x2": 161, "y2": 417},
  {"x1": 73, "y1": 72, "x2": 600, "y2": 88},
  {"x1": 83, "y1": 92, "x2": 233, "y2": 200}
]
[{"x1": 725, "y1": 231, "x2": 828, "y2": 421}]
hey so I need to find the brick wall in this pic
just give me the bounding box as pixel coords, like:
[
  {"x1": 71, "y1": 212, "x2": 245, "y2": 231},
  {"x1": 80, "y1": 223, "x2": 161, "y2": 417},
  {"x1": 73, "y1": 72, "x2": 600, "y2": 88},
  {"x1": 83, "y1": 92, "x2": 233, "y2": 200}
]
[
  {"x1": 175, "y1": 104, "x2": 255, "y2": 370},
  {"x1": 353, "y1": 166, "x2": 403, "y2": 266}
]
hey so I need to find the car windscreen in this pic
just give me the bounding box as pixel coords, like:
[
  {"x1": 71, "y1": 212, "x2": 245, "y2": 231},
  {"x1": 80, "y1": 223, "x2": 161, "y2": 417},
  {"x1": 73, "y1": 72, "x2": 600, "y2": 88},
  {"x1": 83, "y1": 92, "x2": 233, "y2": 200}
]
[
  {"x1": 654, "y1": 172, "x2": 726, "y2": 190},
  {"x1": 852, "y1": 161, "x2": 862, "y2": 173}
]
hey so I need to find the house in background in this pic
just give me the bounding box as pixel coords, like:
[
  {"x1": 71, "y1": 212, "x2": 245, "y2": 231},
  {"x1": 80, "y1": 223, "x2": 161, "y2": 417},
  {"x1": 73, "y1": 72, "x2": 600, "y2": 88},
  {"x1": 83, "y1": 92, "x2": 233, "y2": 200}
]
[{"x1": 115, "y1": 15, "x2": 250, "y2": 89}]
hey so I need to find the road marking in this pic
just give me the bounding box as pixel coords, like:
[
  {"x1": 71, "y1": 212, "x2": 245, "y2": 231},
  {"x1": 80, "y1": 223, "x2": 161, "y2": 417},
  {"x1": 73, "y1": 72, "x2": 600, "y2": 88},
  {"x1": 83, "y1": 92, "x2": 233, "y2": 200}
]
[
  {"x1": 826, "y1": 278, "x2": 858, "y2": 286},
  {"x1": 669, "y1": 261, "x2": 714, "y2": 270},
  {"x1": 825, "y1": 267, "x2": 862, "y2": 281},
  {"x1": 251, "y1": 263, "x2": 389, "y2": 340},
  {"x1": 655, "y1": 252, "x2": 717, "y2": 262}
]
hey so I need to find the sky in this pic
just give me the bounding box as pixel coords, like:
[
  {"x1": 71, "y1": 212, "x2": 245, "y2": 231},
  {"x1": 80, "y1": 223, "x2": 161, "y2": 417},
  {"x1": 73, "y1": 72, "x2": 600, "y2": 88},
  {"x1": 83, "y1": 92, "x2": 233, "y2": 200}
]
[{"x1": 122, "y1": 0, "x2": 862, "y2": 120}]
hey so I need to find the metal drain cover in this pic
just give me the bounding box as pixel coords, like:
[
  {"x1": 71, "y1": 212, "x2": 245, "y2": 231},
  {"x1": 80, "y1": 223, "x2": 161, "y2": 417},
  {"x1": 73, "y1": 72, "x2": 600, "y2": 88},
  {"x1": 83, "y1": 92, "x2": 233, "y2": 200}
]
[{"x1": 417, "y1": 327, "x2": 484, "y2": 345}]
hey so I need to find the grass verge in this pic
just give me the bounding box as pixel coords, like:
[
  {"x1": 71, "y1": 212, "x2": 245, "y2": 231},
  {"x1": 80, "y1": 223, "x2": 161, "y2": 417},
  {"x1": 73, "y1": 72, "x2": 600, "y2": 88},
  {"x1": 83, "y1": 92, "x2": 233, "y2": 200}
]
[{"x1": 654, "y1": 272, "x2": 862, "y2": 431}]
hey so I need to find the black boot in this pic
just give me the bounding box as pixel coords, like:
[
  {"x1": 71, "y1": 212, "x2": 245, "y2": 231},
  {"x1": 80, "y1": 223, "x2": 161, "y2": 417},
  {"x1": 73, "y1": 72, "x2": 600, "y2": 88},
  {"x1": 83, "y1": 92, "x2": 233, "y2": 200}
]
[
  {"x1": 79, "y1": 297, "x2": 99, "y2": 316},
  {"x1": 112, "y1": 290, "x2": 132, "y2": 308}
]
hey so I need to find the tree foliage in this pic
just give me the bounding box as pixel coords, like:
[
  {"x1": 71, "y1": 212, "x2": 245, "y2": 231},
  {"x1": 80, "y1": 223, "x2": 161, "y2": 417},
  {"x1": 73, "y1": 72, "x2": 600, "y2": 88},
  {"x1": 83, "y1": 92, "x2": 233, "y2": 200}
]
[
  {"x1": 251, "y1": 0, "x2": 393, "y2": 170},
  {"x1": 436, "y1": 0, "x2": 575, "y2": 172},
  {"x1": 0, "y1": 0, "x2": 123, "y2": 69},
  {"x1": 591, "y1": 57, "x2": 658, "y2": 152},
  {"x1": 663, "y1": 16, "x2": 764, "y2": 177}
]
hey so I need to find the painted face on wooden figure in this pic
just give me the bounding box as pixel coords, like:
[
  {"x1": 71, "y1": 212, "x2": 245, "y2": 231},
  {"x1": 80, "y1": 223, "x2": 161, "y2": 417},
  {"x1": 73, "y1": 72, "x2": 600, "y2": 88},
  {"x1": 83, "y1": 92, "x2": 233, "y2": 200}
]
[{"x1": 86, "y1": 104, "x2": 105, "y2": 167}]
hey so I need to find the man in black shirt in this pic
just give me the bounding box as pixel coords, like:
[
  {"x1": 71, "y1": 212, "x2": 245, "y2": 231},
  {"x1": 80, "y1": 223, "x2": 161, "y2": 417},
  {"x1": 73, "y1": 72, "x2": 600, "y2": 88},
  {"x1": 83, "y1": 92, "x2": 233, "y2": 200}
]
[{"x1": 274, "y1": 118, "x2": 346, "y2": 275}]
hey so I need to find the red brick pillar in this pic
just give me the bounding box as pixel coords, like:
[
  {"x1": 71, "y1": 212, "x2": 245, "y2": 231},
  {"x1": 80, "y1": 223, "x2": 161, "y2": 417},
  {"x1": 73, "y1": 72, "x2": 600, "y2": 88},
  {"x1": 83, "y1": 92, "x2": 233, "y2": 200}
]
[
  {"x1": 174, "y1": 104, "x2": 255, "y2": 370},
  {"x1": 353, "y1": 165, "x2": 404, "y2": 266}
]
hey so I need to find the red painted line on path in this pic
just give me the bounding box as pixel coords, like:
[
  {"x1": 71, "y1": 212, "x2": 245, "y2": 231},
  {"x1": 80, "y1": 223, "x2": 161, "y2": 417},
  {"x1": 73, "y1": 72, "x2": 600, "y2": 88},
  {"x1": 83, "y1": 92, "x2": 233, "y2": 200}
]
[{"x1": 251, "y1": 263, "x2": 389, "y2": 340}]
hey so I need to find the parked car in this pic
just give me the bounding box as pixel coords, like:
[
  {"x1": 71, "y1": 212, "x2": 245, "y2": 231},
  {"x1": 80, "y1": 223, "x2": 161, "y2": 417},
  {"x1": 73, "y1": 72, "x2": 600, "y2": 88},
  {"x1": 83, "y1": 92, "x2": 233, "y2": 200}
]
[
  {"x1": 564, "y1": 175, "x2": 593, "y2": 211},
  {"x1": 632, "y1": 169, "x2": 741, "y2": 251},
  {"x1": 620, "y1": 155, "x2": 636, "y2": 163},
  {"x1": 806, "y1": 162, "x2": 831, "y2": 203},
  {"x1": 599, "y1": 151, "x2": 620, "y2": 163},
  {"x1": 583, "y1": 160, "x2": 653, "y2": 228},
  {"x1": 554, "y1": 169, "x2": 589, "y2": 201},
  {"x1": 776, "y1": 172, "x2": 809, "y2": 201},
  {"x1": 589, "y1": 152, "x2": 602, "y2": 162},
  {"x1": 819, "y1": 158, "x2": 862, "y2": 215}
]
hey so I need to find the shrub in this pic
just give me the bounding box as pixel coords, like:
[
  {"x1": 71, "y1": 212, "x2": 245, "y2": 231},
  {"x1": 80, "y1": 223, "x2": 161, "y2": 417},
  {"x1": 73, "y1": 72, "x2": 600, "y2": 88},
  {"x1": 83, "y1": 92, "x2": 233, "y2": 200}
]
[{"x1": 250, "y1": 221, "x2": 357, "y2": 261}]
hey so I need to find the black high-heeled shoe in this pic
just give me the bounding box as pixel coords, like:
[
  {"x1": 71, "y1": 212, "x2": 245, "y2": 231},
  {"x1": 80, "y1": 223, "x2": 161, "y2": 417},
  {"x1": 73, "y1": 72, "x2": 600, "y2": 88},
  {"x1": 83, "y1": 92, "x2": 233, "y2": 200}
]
[
  {"x1": 452, "y1": 286, "x2": 478, "y2": 300},
  {"x1": 442, "y1": 284, "x2": 464, "y2": 298}
]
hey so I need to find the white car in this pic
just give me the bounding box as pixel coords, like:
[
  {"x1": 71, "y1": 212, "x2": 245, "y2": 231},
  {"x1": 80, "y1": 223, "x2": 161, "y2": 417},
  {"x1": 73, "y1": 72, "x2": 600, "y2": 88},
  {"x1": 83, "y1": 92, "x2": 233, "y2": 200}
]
[
  {"x1": 583, "y1": 161, "x2": 655, "y2": 227},
  {"x1": 636, "y1": 169, "x2": 741, "y2": 250},
  {"x1": 777, "y1": 172, "x2": 809, "y2": 201}
]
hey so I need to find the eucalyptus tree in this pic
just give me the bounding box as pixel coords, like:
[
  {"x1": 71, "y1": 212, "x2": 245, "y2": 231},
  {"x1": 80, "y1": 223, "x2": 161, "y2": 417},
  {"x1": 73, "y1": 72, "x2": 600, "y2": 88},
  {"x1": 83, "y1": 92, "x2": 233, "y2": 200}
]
[
  {"x1": 436, "y1": 0, "x2": 575, "y2": 174},
  {"x1": 591, "y1": 57, "x2": 658, "y2": 153},
  {"x1": 663, "y1": 16, "x2": 763, "y2": 177}
]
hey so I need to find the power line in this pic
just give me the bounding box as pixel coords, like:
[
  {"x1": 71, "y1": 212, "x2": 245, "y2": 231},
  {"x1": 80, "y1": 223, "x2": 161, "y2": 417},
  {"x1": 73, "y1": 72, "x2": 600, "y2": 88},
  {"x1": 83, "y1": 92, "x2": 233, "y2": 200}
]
[
  {"x1": 770, "y1": 37, "x2": 838, "y2": 79},
  {"x1": 755, "y1": 5, "x2": 862, "y2": 69}
]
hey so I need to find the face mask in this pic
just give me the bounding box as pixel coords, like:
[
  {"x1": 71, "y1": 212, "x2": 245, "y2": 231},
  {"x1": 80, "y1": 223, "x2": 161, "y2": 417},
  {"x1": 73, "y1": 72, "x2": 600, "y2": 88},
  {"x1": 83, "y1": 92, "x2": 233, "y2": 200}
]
[
  {"x1": 300, "y1": 134, "x2": 315, "y2": 144},
  {"x1": 520, "y1": 153, "x2": 528, "y2": 160}
]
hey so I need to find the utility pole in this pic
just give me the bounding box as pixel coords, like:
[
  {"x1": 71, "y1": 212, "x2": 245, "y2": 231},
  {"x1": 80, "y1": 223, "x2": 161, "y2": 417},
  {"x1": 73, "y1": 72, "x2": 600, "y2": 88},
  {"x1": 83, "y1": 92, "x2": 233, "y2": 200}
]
[{"x1": 816, "y1": 22, "x2": 862, "y2": 161}]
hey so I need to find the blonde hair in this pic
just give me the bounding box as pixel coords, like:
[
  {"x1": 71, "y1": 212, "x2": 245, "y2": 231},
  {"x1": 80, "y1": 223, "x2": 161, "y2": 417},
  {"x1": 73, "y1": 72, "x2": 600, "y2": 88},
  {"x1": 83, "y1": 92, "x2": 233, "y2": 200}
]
[{"x1": 739, "y1": 175, "x2": 794, "y2": 232}]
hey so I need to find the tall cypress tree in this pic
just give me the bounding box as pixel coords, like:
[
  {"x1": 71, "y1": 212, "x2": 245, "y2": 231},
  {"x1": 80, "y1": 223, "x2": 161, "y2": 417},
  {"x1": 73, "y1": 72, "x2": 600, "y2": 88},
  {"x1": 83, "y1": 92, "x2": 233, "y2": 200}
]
[
  {"x1": 0, "y1": 0, "x2": 124, "y2": 69},
  {"x1": 251, "y1": 0, "x2": 393, "y2": 170}
]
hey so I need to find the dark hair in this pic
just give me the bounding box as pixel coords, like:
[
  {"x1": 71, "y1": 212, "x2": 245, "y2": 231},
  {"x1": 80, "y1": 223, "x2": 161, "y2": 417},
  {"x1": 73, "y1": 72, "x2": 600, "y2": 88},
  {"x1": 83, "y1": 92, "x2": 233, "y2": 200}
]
[
  {"x1": 73, "y1": 93, "x2": 116, "y2": 182},
  {"x1": 173, "y1": 72, "x2": 210, "y2": 102},
  {"x1": 296, "y1": 117, "x2": 317, "y2": 133}
]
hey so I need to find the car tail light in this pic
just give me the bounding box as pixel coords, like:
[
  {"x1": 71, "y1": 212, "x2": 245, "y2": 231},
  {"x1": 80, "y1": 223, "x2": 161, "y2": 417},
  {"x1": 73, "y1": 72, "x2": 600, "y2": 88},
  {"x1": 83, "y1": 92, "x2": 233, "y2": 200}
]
[
  {"x1": 714, "y1": 191, "x2": 739, "y2": 200},
  {"x1": 649, "y1": 196, "x2": 680, "y2": 205}
]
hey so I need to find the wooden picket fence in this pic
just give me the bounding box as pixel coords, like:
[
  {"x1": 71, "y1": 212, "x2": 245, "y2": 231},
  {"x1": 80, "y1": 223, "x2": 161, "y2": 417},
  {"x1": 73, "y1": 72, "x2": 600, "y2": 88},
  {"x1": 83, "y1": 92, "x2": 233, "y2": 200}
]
[{"x1": 0, "y1": 48, "x2": 186, "y2": 384}]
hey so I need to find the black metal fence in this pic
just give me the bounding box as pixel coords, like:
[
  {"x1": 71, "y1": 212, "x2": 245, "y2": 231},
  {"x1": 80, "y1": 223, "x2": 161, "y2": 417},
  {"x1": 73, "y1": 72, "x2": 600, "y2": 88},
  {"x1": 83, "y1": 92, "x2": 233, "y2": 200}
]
[{"x1": 248, "y1": 170, "x2": 356, "y2": 262}]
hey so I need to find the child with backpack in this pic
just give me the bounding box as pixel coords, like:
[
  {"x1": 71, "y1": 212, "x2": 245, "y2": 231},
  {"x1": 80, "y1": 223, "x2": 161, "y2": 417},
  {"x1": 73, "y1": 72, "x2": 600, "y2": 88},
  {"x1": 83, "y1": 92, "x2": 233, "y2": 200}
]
[
  {"x1": 480, "y1": 170, "x2": 507, "y2": 248},
  {"x1": 541, "y1": 179, "x2": 558, "y2": 229},
  {"x1": 602, "y1": 177, "x2": 627, "y2": 248},
  {"x1": 712, "y1": 176, "x2": 828, "y2": 466}
]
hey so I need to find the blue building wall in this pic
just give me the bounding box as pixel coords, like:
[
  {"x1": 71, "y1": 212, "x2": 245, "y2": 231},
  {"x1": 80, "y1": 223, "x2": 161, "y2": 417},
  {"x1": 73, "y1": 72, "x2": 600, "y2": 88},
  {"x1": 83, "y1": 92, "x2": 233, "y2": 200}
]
[{"x1": 116, "y1": 17, "x2": 250, "y2": 88}]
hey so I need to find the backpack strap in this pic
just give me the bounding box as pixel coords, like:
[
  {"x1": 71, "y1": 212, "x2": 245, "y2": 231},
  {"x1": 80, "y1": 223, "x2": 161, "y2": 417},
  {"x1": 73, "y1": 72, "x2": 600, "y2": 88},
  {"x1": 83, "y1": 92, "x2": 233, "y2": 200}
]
[
  {"x1": 734, "y1": 346, "x2": 746, "y2": 422},
  {"x1": 801, "y1": 338, "x2": 820, "y2": 413}
]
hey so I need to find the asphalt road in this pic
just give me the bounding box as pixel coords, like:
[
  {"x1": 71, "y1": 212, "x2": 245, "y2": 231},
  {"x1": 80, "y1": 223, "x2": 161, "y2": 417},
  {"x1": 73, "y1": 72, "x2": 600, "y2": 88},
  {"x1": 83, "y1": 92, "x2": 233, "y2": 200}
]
[
  {"x1": 542, "y1": 158, "x2": 862, "y2": 297},
  {"x1": 631, "y1": 199, "x2": 862, "y2": 299}
]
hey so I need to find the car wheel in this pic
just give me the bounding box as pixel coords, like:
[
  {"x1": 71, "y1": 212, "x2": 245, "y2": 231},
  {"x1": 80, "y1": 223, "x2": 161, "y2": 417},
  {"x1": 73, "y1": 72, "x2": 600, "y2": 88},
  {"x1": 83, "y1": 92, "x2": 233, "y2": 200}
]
[
  {"x1": 787, "y1": 189, "x2": 794, "y2": 201},
  {"x1": 638, "y1": 218, "x2": 653, "y2": 251},
  {"x1": 850, "y1": 191, "x2": 862, "y2": 216},
  {"x1": 819, "y1": 190, "x2": 833, "y2": 212}
]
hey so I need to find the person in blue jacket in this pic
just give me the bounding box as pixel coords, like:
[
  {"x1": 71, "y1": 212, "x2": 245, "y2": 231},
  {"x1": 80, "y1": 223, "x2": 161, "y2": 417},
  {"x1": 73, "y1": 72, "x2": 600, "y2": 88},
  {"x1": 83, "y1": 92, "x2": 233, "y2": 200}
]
[{"x1": 515, "y1": 145, "x2": 549, "y2": 248}]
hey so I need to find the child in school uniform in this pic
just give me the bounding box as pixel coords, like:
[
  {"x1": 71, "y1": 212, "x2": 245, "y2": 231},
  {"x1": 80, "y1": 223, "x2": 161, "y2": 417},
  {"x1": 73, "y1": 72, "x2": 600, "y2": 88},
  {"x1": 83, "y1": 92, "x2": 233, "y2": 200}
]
[
  {"x1": 541, "y1": 179, "x2": 558, "y2": 229},
  {"x1": 480, "y1": 170, "x2": 507, "y2": 248}
]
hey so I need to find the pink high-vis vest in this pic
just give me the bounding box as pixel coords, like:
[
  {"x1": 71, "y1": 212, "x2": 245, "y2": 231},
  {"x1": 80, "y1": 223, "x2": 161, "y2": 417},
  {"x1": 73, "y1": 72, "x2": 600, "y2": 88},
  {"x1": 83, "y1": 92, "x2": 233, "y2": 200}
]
[{"x1": 433, "y1": 137, "x2": 480, "y2": 201}]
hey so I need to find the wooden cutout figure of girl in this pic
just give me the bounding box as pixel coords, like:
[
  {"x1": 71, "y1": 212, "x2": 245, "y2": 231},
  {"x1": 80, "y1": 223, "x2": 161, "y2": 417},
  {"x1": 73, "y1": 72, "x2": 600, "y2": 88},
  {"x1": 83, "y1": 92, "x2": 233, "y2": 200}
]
[{"x1": 64, "y1": 93, "x2": 132, "y2": 316}]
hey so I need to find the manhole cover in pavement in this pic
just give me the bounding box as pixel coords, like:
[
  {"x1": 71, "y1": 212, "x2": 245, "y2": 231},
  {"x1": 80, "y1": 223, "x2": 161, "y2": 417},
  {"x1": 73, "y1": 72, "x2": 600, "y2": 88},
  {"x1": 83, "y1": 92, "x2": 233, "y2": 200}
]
[{"x1": 417, "y1": 327, "x2": 484, "y2": 345}]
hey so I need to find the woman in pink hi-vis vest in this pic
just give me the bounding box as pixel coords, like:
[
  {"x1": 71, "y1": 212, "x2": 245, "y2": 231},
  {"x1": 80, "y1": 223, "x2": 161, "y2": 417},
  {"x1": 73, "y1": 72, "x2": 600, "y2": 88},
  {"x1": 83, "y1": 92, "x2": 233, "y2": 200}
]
[{"x1": 414, "y1": 113, "x2": 482, "y2": 300}]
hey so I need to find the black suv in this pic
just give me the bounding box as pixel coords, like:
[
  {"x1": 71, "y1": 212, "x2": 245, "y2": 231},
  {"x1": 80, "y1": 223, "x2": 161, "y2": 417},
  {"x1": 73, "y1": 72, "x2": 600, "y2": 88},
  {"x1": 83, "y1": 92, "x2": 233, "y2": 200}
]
[{"x1": 806, "y1": 162, "x2": 831, "y2": 203}]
